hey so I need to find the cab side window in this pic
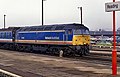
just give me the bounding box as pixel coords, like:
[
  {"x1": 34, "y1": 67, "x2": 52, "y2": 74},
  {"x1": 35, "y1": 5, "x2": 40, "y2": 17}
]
[{"x1": 68, "y1": 29, "x2": 72, "y2": 35}]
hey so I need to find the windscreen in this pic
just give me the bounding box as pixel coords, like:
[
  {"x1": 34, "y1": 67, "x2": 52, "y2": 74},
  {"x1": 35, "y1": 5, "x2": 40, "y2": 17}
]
[{"x1": 73, "y1": 29, "x2": 89, "y2": 35}]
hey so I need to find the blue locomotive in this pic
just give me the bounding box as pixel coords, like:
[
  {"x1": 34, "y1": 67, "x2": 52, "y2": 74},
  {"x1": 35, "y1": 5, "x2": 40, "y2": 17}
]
[{"x1": 0, "y1": 23, "x2": 90, "y2": 56}]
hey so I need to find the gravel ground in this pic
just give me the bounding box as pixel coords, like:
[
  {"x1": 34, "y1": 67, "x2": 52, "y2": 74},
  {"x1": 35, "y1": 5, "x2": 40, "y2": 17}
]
[{"x1": 0, "y1": 49, "x2": 120, "y2": 77}]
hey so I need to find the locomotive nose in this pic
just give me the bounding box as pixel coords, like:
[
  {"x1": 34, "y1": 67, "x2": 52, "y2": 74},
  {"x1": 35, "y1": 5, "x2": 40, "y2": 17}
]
[{"x1": 72, "y1": 35, "x2": 90, "y2": 45}]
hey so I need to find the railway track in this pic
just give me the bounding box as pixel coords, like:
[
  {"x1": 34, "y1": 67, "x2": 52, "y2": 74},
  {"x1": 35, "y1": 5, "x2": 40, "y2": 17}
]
[
  {"x1": 63, "y1": 50, "x2": 120, "y2": 66},
  {"x1": 90, "y1": 45, "x2": 120, "y2": 51},
  {"x1": 90, "y1": 50, "x2": 120, "y2": 57}
]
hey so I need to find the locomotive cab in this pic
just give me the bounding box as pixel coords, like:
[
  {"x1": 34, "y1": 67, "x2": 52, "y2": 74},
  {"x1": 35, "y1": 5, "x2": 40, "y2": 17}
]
[
  {"x1": 72, "y1": 29, "x2": 90, "y2": 46},
  {"x1": 71, "y1": 28, "x2": 90, "y2": 55}
]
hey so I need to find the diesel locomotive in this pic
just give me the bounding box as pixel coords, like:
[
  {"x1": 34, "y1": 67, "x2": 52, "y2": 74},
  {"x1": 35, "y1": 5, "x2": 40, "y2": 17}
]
[{"x1": 0, "y1": 23, "x2": 90, "y2": 56}]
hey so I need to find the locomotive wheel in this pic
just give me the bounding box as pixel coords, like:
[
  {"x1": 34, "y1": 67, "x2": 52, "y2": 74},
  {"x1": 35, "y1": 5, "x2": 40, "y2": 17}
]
[
  {"x1": 83, "y1": 46, "x2": 90, "y2": 56},
  {"x1": 52, "y1": 48, "x2": 59, "y2": 55}
]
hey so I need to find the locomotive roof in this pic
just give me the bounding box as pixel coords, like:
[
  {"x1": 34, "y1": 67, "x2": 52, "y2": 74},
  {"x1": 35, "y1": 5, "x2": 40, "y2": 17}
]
[
  {"x1": 0, "y1": 27, "x2": 20, "y2": 31},
  {"x1": 18, "y1": 23, "x2": 89, "y2": 31}
]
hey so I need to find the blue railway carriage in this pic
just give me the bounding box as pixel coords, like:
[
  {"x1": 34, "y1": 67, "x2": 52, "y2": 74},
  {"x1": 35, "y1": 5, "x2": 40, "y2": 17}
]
[
  {"x1": 0, "y1": 27, "x2": 20, "y2": 49},
  {"x1": 15, "y1": 23, "x2": 90, "y2": 56}
]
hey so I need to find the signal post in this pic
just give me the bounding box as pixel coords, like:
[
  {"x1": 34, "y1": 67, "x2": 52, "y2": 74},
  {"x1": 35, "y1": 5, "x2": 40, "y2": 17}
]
[{"x1": 105, "y1": 0, "x2": 120, "y2": 75}]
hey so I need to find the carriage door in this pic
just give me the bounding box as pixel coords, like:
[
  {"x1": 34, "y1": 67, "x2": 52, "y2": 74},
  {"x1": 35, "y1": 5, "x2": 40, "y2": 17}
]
[{"x1": 65, "y1": 29, "x2": 72, "y2": 41}]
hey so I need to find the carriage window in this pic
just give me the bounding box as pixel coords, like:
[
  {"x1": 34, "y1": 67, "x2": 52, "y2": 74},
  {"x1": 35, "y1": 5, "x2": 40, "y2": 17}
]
[
  {"x1": 4, "y1": 32, "x2": 6, "y2": 38},
  {"x1": 1, "y1": 33, "x2": 4, "y2": 38},
  {"x1": 0, "y1": 33, "x2": 1, "y2": 38},
  {"x1": 7, "y1": 32, "x2": 11, "y2": 37}
]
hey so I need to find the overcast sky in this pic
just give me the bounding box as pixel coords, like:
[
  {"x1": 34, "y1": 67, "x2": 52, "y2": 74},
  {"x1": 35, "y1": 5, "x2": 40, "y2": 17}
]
[{"x1": 0, "y1": 0, "x2": 119, "y2": 30}]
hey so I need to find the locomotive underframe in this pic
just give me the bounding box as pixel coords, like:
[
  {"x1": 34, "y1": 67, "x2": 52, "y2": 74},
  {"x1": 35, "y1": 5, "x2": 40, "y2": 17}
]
[
  {"x1": 15, "y1": 43, "x2": 89, "y2": 56},
  {"x1": 0, "y1": 41, "x2": 89, "y2": 56}
]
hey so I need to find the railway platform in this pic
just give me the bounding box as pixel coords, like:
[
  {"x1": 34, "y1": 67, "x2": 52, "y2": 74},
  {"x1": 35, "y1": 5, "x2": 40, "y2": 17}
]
[{"x1": 0, "y1": 49, "x2": 120, "y2": 77}]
